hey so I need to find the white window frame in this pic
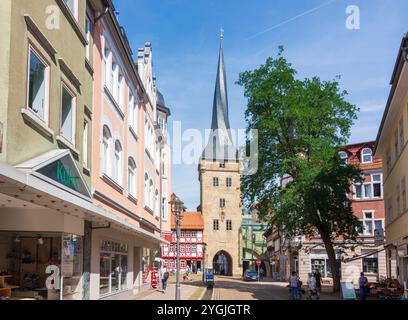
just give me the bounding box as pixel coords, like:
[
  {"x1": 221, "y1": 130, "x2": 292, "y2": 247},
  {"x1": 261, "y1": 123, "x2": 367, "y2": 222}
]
[
  {"x1": 339, "y1": 151, "x2": 348, "y2": 165},
  {"x1": 353, "y1": 173, "x2": 383, "y2": 200},
  {"x1": 102, "y1": 126, "x2": 112, "y2": 177},
  {"x1": 360, "y1": 211, "x2": 384, "y2": 237},
  {"x1": 26, "y1": 44, "x2": 50, "y2": 125},
  {"x1": 60, "y1": 82, "x2": 77, "y2": 145},
  {"x1": 63, "y1": 0, "x2": 79, "y2": 20},
  {"x1": 361, "y1": 148, "x2": 373, "y2": 164},
  {"x1": 83, "y1": 120, "x2": 89, "y2": 167},
  {"x1": 114, "y1": 140, "x2": 123, "y2": 186},
  {"x1": 128, "y1": 157, "x2": 137, "y2": 198},
  {"x1": 85, "y1": 13, "x2": 92, "y2": 61}
]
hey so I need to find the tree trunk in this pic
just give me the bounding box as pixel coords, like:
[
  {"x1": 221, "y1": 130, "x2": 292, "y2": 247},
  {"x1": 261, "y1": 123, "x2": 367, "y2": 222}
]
[{"x1": 318, "y1": 227, "x2": 341, "y2": 293}]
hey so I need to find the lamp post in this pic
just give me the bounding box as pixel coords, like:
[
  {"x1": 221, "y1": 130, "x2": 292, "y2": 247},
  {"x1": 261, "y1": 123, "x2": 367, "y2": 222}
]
[{"x1": 169, "y1": 194, "x2": 185, "y2": 300}]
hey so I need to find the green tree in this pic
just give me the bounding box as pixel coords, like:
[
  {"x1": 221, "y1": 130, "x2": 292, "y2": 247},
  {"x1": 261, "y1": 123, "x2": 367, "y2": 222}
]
[{"x1": 237, "y1": 48, "x2": 362, "y2": 293}]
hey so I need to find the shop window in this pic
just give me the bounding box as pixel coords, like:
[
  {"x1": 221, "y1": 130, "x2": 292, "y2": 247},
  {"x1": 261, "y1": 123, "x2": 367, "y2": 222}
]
[
  {"x1": 27, "y1": 47, "x2": 49, "y2": 122},
  {"x1": 99, "y1": 240, "x2": 129, "y2": 296}
]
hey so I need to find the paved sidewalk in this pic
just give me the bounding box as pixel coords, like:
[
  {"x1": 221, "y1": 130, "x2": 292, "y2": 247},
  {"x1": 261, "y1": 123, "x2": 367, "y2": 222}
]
[{"x1": 133, "y1": 282, "x2": 201, "y2": 300}]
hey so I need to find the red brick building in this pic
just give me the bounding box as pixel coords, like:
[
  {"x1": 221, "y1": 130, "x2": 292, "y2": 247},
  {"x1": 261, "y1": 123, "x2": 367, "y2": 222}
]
[
  {"x1": 265, "y1": 141, "x2": 388, "y2": 285},
  {"x1": 161, "y1": 212, "x2": 205, "y2": 272}
]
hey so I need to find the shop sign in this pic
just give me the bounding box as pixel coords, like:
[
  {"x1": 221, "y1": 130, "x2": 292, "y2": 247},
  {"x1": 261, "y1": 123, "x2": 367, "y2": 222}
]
[
  {"x1": 341, "y1": 282, "x2": 357, "y2": 300},
  {"x1": 36, "y1": 153, "x2": 91, "y2": 198}
]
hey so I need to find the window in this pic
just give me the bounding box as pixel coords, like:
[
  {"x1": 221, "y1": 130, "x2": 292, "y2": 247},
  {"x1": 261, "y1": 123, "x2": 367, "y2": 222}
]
[
  {"x1": 220, "y1": 198, "x2": 226, "y2": 208},
  {"x1": 226, "y1": 220, "x2": 232, "y2": 231},
  {"x1": 397, "y1": 183, "x2": 401, "y2": 216},
  {"x1": 186, "y1": 244, "x2": 191, "y2": 253},
  {"x1": 61, "y1": 84, "x2": 76, "y2": 144},
  {"x1": 339, "y1": 151, "x2": 348, "y2": 165},
  {"x1": 114, "y1": 141, "x2": 123, "y2": 185},
  {"x1": 99, "y1": 240, "x2": 128, "y2": 295},
  {"x1": 128, "y1": 94, "x2": 139, "y2": 133},
  {"x1": 363, "y1": 253, "x2": 378, "y2": 274},
  {"x1": 386, "y1": 196, "x2": 393, "y2": 224},
  {"x1": 85, "y1": 14, "x2": 92, "y2": 61},
  {"x1": 180, "y1": 244, "x2": 185, "y2": 253},
  {"x1": 360, "y1": 212, "x2": 383, "y2": 236},
  {"x1": 353, "y1": 174, "x2": 383, "y2": 199},
  {"x1": 361, "y1": 148, "x2": 373, "y2": 164},
  {"x1": 144, "y1": 174, "x2": 149, "y2": 207},
  {"x1": 27, "y1": 47, "x2": 49, "y2": 122},
  {"x1": 226, "y1": 177, "x2": 232, "y2": 187},
  {"x1": 386, "y1": 149, "x2": 392, "y2": 174},
  {"x1": 400, "y1": 118, "x2": 405, "y2": 153},
  {"x1": 213, "y1": 177, "x2": 219, "y2": 187},
  {"x1": 180, "y1": 260, "x2": 186, "y2": 269},
  {"x1": 402, "y1": 177, "x2": 407, "y2": 212},
  {"x1": 220, "y1": 163, "x2": 226, "y2": 168},
  {"x1": 83, "y1": 121, "x2": 89, "y2": 167},
  {"x1": 128, "y1": 158, "x2": 137, "y2": 198},
  {"x1": 192, "y1": 245, "x2": 197, "y2": 253},
  {"x1": 394, "y1": 130, "x2": 399, "y2": 160},
  {"x1": 102, "y1": 126, "x2": 112, "y2": 176},
  {"x1": 149, "y1": 179, "x2": 154, "y2": 209},
  {"x1": 63, "y1": 0, "x2": 78, "y2": 19},
  {"x1": 118, "y1": 72, "x2": 124, "y2": 111},
  {"x1": 213, "y1": 219, "x2": 219, "y2": 231},
  {"x1": 104, "y1": 45, "x2": 112, "y2": 90},
  {"x1": 155, "y1": 190, "x2": 159, "y2": 217},
  {"x1": 162, "y1": 197, "x2": 167, "y2": 221}
]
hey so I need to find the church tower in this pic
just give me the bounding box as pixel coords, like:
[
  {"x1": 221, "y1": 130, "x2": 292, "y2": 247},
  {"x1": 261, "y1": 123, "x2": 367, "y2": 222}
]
[{"x1": 199, "y1": 30, "x2": 243, "y2": 277}]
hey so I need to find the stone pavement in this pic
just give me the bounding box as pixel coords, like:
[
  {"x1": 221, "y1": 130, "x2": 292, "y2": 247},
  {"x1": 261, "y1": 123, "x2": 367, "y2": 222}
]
[
  {"x1": 133, "y1": 282, "x2": 202, "y2": 300},
  {"x1": 212, "y1": 277, "x2": 343, "y2": 300}
]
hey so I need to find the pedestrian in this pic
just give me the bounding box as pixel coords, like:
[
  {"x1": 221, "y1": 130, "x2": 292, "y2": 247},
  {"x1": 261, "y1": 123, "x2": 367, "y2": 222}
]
[
  {"x1": 314, "y1": 269, "x2": 322, "y2": 296},
  {"x1": 160, "y1": 265, "x2": 169, "y2": 294},
  {"x1": 359, "y1": 272, "x2": 369, "y2": 301},
  {"x1": 307, "y1": 273, "x2": 317, "y2": 300},
  {"x1": 289, "y1": 271, "x2": 300, "y2": 300}
]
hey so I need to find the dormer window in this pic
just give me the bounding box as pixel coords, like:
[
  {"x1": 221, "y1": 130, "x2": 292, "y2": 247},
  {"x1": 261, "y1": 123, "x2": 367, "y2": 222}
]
[
  {"x1": 362, "y1": 148, "x2": 373, "y2": 164},
  {"x1": 339, "y1": 151, "x2": 348, "y2": 165}
]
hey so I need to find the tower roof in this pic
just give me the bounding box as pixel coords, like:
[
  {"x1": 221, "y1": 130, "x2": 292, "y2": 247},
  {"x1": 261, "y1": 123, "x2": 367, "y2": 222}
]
[{"x1": 202, "y1": 30, "x2": 237, "y2": 161}]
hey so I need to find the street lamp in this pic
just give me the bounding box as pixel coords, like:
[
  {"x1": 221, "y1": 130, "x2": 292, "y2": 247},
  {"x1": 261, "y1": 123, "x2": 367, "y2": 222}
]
[{"x1": 169, "y1": 194, "x2": 186, "y2": 300}]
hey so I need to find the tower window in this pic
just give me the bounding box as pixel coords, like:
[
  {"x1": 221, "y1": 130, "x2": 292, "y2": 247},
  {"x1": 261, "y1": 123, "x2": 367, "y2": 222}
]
[
  {"x1": 213, "y1": 177, "x2": 219, "y2": 187},
  {"x1": 220, "y1": 198, "x2": 226, "y2": 208},
  {"x1": 226, "y1": 177, "x2": 232, "y2": 187},
  {"x1": 213, "y1": 219, "x2": 219, "y2": 231},
  {"x1": 226, "y1": 220, "x2": 232, "y2": 231}
]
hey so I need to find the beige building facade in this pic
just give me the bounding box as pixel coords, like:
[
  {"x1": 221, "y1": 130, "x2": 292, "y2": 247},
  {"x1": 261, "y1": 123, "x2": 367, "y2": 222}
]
[{"x1": 376, "y1": 34, "x2": 408, "y2": 292}]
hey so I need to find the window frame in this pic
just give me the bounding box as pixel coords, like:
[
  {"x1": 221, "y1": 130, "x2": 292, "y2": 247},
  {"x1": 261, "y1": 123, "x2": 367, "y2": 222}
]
[
  {"x1": 114, "y1": 140, "x2": 123, "y2": 186},
  {"x1": 63, "y1": 0, "x2": 79, "y2": 21},
  {"x1": 213, "y1": 219, "x2": 219, "y2": 231},
  {"x1": 83, "y1": 120, "x2": 89, "y2": 167},
  {"x1": 60, "y1": 81, "x2": 77, "y2": 145},
  {"x1": 102, "y1": 126, "x2": 112, "y2": 177},
  {"x1": 26, "y1": 43, "x2": 50, "y2": 125},
  {"x1": 361, "y1": 148, "x2": 373, "y2": 164},
  {"x1": 127, "y1": 157, "x2": 137, "y2": 198},
  {"x1": 339, "y1": 151, "x2": 348, "y2": 165}
]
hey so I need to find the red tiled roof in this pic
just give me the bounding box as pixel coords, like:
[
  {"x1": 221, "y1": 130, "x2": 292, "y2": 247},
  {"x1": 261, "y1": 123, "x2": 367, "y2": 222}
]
[{"x1": 171, "y1": 212, "x2": 203, "y2": 230}]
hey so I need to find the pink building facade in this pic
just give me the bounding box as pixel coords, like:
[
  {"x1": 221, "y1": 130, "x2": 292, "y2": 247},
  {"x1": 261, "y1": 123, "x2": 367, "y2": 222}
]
[{"x1": 89, "y1": 4, "x2": 171, "y2": 299}]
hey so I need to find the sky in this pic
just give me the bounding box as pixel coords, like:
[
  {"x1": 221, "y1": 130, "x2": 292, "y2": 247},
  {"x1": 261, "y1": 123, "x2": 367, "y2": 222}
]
[{"x1": 114, "y1": 0, "x2": 408, "y2": 210}]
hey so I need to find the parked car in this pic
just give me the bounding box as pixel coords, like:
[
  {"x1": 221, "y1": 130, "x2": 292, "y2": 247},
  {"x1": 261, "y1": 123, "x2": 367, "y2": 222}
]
[{"x1": 243, "y1": 270, "x2": 258, "y2": 281}]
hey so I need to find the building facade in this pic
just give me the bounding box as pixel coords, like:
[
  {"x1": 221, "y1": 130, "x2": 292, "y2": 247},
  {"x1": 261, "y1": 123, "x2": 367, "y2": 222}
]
[
  {"x1": 161, "y1": 211, "x2": 204, "y2": 273},
  {"x1": 265, "y1": 142, "x2": 387, "y2": 286},
  {"x1": 198, "y1": 34, "x2": 243, "y2": 277},
  {"x1": 0, "y1": 0, "x2": 171, "y2": 300},
  {"x1": 376, "y1": 34, "x2": 408, "y2": 291}
]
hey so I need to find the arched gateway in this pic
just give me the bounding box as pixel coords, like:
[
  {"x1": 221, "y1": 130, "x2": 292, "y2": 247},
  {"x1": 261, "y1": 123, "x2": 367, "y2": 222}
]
[{"x1": 213, "y1": 251, "x2": 233, "y2": 276}]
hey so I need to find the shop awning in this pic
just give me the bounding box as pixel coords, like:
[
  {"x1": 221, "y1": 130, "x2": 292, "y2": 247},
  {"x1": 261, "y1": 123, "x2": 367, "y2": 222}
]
[{"x1": 0, "y1": 159, "x2": 167, "y2": 245}]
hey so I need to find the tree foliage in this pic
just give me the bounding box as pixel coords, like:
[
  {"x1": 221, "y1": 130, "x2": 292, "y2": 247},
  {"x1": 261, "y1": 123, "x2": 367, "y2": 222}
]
[{"x1": 237, "y1": 47, "x2": 362, "y2": 291}]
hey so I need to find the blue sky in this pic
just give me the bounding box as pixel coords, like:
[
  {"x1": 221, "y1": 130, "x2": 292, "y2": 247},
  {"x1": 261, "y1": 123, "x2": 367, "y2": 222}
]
[{"x1": 114, "y1": 0, "x2": 408, "y2": 210}]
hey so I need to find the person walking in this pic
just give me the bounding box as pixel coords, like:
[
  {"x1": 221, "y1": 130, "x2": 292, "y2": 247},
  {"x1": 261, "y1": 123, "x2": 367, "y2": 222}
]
[
  {"x1": 359, "y1": 272, "x2": 369, "y2": 301},
  {"x1": 289, "y1": 271, "x2": 300, "y2": 300},
  {"x1": 307, "y1": 273, "x2": 317, "y2": 300},
  {"x1": 160, "y1": 265, "x2": 169, "y2": 294},
  {"x1": 314, "y1": 269, "x2": 322, "y2": 297}
]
